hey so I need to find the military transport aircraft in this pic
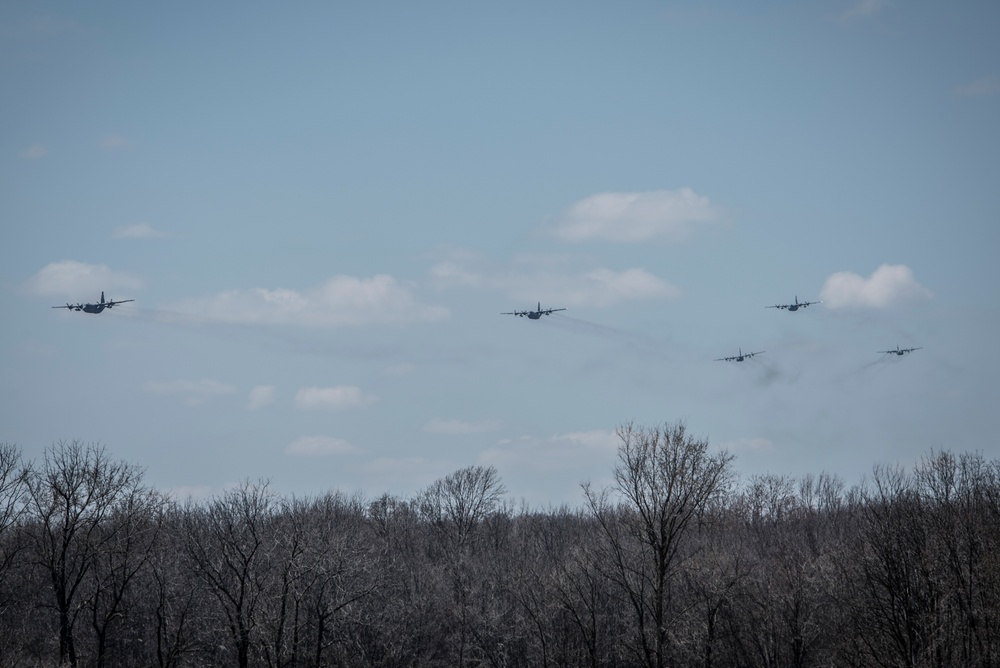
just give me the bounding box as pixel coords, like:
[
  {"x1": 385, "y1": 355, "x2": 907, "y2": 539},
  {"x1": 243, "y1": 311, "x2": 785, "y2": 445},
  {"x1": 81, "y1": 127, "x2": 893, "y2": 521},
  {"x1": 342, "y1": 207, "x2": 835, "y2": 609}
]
[
  {"x1": 52, "y1": 292, "x2": 134, "y2": 314},
  {"x1": 878, "y1": 345, "x2": 922, "y2": 356},
  {"x1": 767, "y1": 296, "x2": 821, "y2": 312},
  {"x1": 502, "y1": 302, "x2": 566, "y2": 320},
  {"x1": 715, "y1": 348, "x2": 764, "y2": 362}
]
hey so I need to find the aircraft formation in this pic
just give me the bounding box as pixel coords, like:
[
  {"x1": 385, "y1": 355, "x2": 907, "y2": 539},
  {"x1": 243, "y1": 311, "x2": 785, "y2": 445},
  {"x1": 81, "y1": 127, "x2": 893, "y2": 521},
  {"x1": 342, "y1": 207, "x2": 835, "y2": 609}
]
[
  {"x1": 52, "y1": 290, "x2": 921, "y2": 361},
  {"x1": 501, "y1": 293, "x2": 922, "y2": 363}
]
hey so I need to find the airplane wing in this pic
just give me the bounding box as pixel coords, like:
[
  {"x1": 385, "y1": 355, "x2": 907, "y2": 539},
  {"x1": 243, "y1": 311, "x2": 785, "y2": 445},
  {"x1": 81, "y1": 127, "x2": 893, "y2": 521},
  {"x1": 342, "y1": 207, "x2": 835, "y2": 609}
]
[
  {"x1": 767, "y1": 304, "x2": 788, "y2": 309},
  {"x1": 501, "y1": 311, "x2": 525, "y2": 317},
  {"x1": 106, "y1": 299, "x2": 135, "y2": 307},
  {"x1": 52, "y1": 304, "x2": 81, "y2": 310},
  {"x1": 715, "y1": 356, "x2": 735, "y2": 362},
  {"x1": 541, "y1": 308, "x2": 566, "y2": 315},
  {"x1": 750, "y1": 351, "x2": 765, "y2": 358}
]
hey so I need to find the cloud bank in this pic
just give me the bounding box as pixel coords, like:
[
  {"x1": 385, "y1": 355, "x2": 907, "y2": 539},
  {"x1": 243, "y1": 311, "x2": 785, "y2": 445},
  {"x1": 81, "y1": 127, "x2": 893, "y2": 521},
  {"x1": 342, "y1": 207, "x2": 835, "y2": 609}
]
[
  {"x1": 430, "y1": 253, "x2": 681, "y2": 306},
  {"x1": 25, "y1": 261, "x2": 143, "y2": 298},
  {"x1": 285, "y1": 435, "x2": 361, "y2": 456},
  {"x1": 423, "y1": 418, "x2": 503, "y2": 435},
  {"x1": 820, "y1": 264, "x2": 932, "y2": 309},
  {"x1": 142, "y1": 378, "x2": 237, "y2": 405},
  {"x1": 113, "y1": 222, "x2": 168, "y2": 239},
  {"x1": 295, "y1": 386, "x2": 378, "y2": 410},
  {"x1": 837, "y1": 0, "x2": 890, "y2": 22},
  {"x1": 248, "y1": 385, "x2": 277, "y2": 410},
  {"x1": 166, "y1": 274, "x2": 449, "y2": 327},
  {"x1": 954, "y1": 76, "x2": 1000, "y2": 97},
  {"x1": 550, "y1": 188, "x2": 722, "y2": 243},
  {"x1": 480, "y1": 430, "x2": 619, "y2": 472},
  {"x1": 20, "y1": 144, "x2": 48, "y2": 159}
]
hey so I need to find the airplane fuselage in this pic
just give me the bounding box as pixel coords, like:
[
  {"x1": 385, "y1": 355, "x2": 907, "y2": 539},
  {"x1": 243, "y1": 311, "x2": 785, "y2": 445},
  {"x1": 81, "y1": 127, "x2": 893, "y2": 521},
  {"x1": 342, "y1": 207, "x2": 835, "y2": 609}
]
[
  {"x1": 80, "y1": 303, "x2": 108, "y2": 314},
  {"x1": 527, "y1": 312, "x2": 542, "y2": 320},
  {"x1": 787, "y1": 304, "x2": 800, "y2": 312}
]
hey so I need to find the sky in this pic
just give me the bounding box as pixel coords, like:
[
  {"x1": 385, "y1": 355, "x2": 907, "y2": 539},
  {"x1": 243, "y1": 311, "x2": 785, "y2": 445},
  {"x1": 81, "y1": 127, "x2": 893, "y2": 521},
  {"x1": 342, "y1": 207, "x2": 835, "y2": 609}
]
[{"x1": 2, "y1": 0, "x2": 999, "y2": 508}]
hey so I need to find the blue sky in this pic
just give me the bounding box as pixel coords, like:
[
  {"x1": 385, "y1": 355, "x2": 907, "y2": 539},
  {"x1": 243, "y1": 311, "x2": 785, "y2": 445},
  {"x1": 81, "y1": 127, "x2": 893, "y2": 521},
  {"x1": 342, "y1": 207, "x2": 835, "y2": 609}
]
[{"x1": 2, "y1": 0, "x2": 998, "y2": 506}]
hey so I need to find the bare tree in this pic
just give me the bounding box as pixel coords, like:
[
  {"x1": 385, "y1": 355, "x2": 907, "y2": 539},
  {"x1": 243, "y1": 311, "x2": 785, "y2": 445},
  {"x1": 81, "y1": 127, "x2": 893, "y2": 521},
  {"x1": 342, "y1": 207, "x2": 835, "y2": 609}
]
[
  {"x1": 182, "y1": 479, "x2": 275, "y2": 668},
  {"x1": 419, "y1": 465, "x2": 508, "y2": 667},
  {"x1": 852, "y1": 463, "x2": 939, "y2": 668},
  {"x1": 0, "y1": 443, "x2": 29, "y2": 661},
  {"x1": 24, "y1": 440, "x2": 148, "y2": 668},
  {"x1": 420, "y1": 465, "x2": 507, "y2": 549},
  {"x1": 584, "y1": 421, "x2": 734, "y2": 668},
  {"x1": 0, "y1": 443, "x2": 27, "y2": 598},
  {"x1": 147, "y1": 506, "x2": 206, "y2": 668},
  {"x1": 84, "y1": 484, "x2": 166, "y2": 668}
]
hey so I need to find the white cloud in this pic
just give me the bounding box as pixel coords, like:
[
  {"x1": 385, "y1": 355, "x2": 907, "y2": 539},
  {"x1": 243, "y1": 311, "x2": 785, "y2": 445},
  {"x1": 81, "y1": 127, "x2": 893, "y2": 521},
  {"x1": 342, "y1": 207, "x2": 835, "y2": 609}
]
[
  {"x1": 23, "y1": 260, "x2": 143, "y2": 299},
  {"x1": 112, "y1": 222, "x2": 168, "y2": 239},
  {"x1": 581, "y1": 268, "x2": 682, "y2": 305},
  {"x1": 164, "y1": 274, "x2": 449, "y2": 327},
  {"x1": 481, "y1": 430, "x2": 619, "y2": 472},
  {"x1": 295, "y1": 385, "x2": 378, "y2": 410},
  {"x1": 427, "y1": 261, "x2": 482, "y2": 288},
  {"x1": 142, "y1": 379, "x2": 237, "y2": 405},
  {"x1": 837, "y1": 0, "x2": 890, "y2": 21},
  {"x1": 550, "y1": 188, "x2": 722, "y2": 243},
  {"x1": 423, "y1": 418, "x2": 503, "y2": 435},
  {"x1": 954, "y1": 76, "x2": 1000, "y2": 97},
  {"x1": 430, "y1": 251, "x2": 680, "y2": 307},
  {"x1": 20, "y1": 144, "x2": 48, "y2": 159},
  {"x1": 820, "y1": 264, "x2": 932, "y2": 309},
  {"x1": 100, "y1": 134, "x2": 128, "y2": 150},
  {"x1": 285, "y1": 435, "x2": 361, "y2": 456},
  {"x1": 248, "y1": 385, "x2": 276, "y2": 410}
]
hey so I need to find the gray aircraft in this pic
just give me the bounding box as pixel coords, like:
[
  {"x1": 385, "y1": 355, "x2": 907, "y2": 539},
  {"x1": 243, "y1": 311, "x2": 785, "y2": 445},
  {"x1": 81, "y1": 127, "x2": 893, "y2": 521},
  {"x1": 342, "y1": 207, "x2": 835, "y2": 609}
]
[
  {"x1": 878, "y1": 345, "x2": 922, "y2": 356},
  {"x1": 52, "y1": 291, "x2": 134, "y2": 314},
  {"x1": 767, "y1": 295, "x2": 821, "y2": 312},
  {"x1": 716, "y1": 348, "x2": 764, "y2": 362},
  {"x1": 502, "y1": 302, "x2": 566, "y2": 320}
]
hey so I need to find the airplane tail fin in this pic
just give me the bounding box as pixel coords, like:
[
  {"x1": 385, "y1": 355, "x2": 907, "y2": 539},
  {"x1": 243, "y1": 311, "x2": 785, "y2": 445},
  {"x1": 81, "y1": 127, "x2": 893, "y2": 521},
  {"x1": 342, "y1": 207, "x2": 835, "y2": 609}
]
[{"x1": 101, "y1": 291, "x2": 105, "y2": 304}]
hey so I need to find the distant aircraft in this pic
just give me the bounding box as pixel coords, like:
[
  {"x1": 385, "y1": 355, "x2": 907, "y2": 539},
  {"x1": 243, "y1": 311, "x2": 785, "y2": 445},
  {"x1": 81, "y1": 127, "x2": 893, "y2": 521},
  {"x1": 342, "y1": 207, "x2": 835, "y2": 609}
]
[
  {"x1": 501, "y1": 302, "x2": 566, "y2": 320},
  {"x1": 878, "y1": 345, "x2": 922, "y2": 356},
  {"x1": 52, "y1": 291, "x2": 134, "y2": 314},
  {"x1": 715, "y1": 348, "x2": 764, "y2": 362},
  {"x1": 767, "y1": 296, "x2": 821, "y2": 312}
]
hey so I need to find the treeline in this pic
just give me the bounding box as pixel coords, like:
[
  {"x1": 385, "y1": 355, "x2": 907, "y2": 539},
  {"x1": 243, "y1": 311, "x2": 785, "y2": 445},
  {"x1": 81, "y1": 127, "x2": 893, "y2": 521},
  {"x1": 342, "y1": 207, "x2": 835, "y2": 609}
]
[{"x1": 0, "y1": 423, "x2": 998, "y2": 668}]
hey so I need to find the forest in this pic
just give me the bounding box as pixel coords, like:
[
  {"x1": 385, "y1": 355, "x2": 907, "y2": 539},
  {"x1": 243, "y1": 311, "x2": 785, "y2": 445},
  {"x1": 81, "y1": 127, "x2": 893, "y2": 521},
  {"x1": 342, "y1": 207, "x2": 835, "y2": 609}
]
[{"x1": 0, "y1": 422, "x2": 997, "y2": 668}]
